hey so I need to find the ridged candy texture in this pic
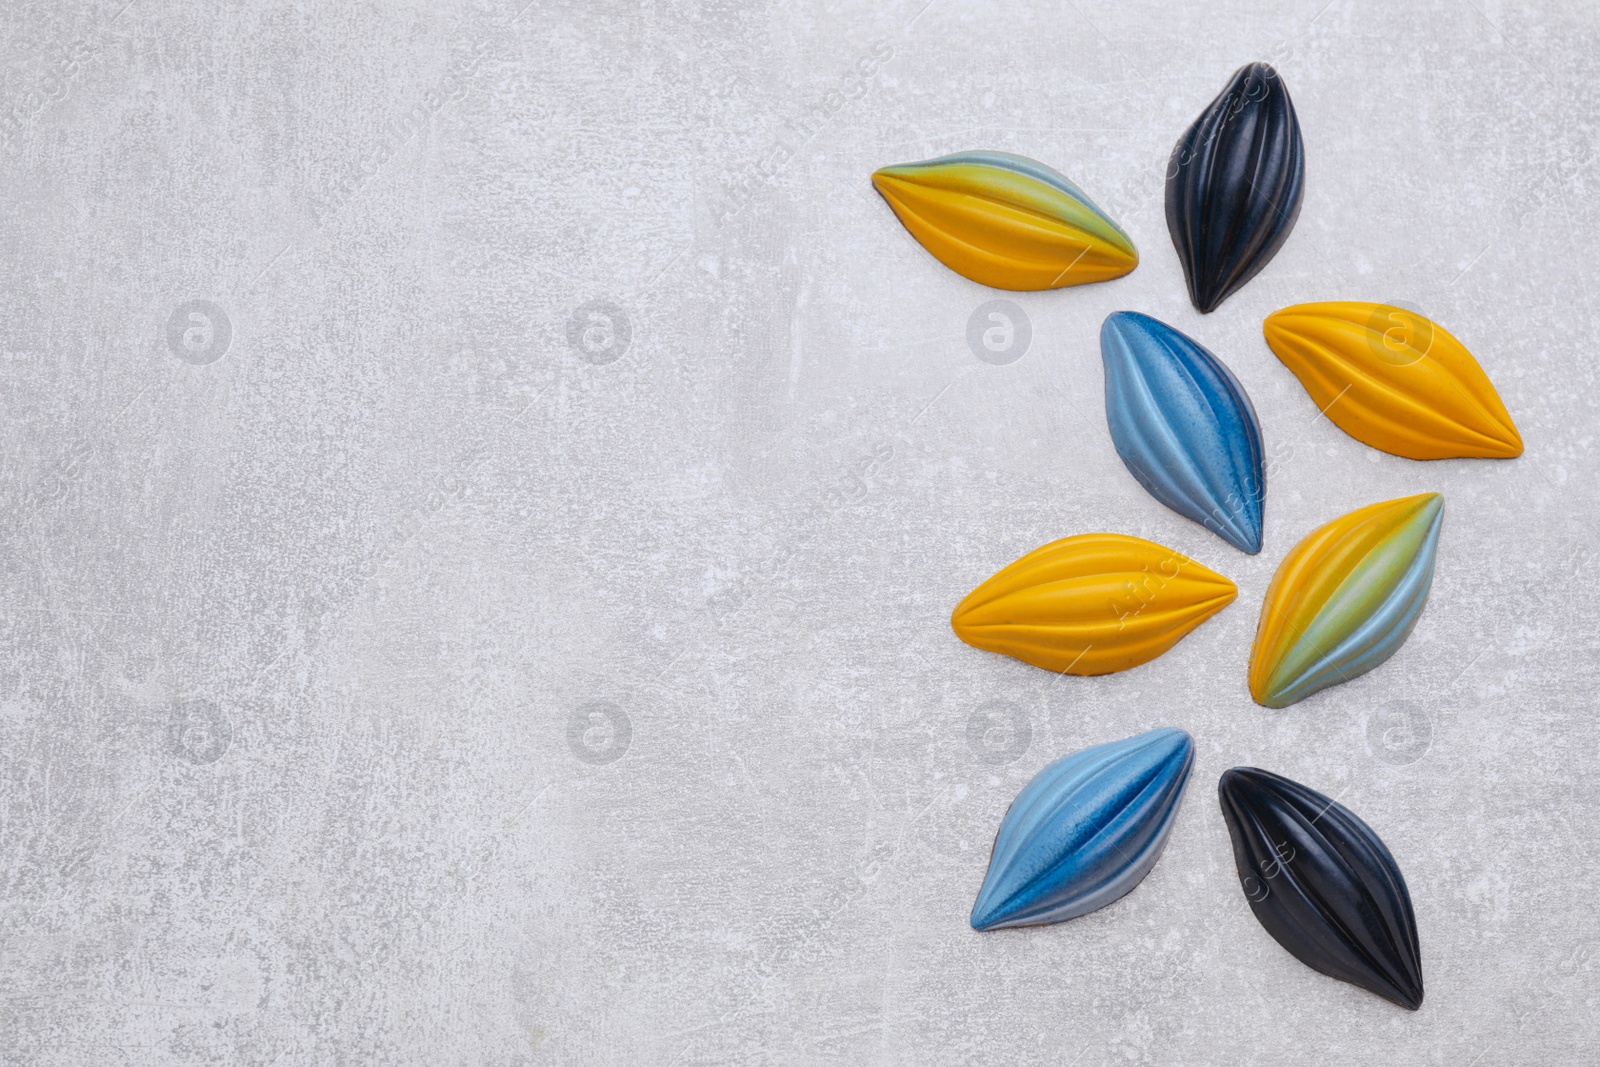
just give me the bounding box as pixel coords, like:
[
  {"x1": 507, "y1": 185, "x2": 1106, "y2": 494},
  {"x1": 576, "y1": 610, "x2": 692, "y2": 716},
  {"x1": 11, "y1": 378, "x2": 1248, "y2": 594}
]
[
  {"x1": 871, "y1": 151, "x2": 1138, "y2": 290},
  {"x1": 1219, "y1": 767, "x2": 1424, "y2": 1009},
  {"x1": 952, "y1": 534, "x2": 1237, "y2": 675},
  {"x1": 1167, "y1": 63, "x2": 1305, "y2": 313},
  {"x1": 972, "y1": 729, "x2": 1195, "y2": 930},
  {"x1": 1101, "y1": 311, "x2": 1266, "y2": 554},
  {"x1": 1250, "y1": 494, "x2": 1443, "y2": 708},
  {"x1": 1263, "y1": 301, "x2": 1524, "y2": 459}
]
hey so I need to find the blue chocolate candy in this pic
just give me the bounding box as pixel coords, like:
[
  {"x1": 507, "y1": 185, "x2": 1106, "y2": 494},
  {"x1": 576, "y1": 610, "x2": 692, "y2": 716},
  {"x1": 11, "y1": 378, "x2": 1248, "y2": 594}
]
[
  {"x1": 971, "y1": 728, "x2": 1194, "y2": 930},
  {"x1": 1101, "y1": 311, "x2": 1265, "y2": 554}
]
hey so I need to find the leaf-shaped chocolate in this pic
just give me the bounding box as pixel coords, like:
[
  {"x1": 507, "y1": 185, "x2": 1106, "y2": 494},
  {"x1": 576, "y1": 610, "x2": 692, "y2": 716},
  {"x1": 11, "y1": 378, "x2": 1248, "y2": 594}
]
[
  {"x1": 1101, "y1": 311, "x2": 1266, "y2": 554},
  {"x1": 872, "y1": 151, "x2": 1138, "y2": 290},
  {"x1": 1219, "y1": 767, "x2": 1424, "y2": 1009},
  {"x1": 1166, "y1": 63, "x2": 1305, "y2": 313},
  {"x1": 972, "y1": 728, "x2": 1194, "y2": 930},
  {"x1": 952, "y1": 533, "x2": 1237, "y2": 675},
  {"x1": 1250, "y1": 494, "x2": 1442, "y2": 708},
  {"x1": 1263, "y1": 301, "x2": 1524, "y2": 459}
]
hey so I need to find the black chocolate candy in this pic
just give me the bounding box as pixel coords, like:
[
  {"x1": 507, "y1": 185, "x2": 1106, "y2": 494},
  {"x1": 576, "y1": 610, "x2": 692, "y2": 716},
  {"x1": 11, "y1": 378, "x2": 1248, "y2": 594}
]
[
  {"x1": 1218, "y1": 767, "x2": 1424, "y2": 1010},
  {"x1": 1166, "y1": 63, "x2": 1305, "y2": 313}
]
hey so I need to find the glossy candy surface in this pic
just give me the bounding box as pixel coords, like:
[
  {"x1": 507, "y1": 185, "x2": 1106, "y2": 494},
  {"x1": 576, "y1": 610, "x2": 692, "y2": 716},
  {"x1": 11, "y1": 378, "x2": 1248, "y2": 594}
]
[
  {"x1": 872, "y1": 151, "x2": 1138, "y2": 290},
  {"x1": 1219, "y1": 767, "x2": 1424, "y2": 1009},
  {"x1": 1263, "y1": 301, "x2": 1524, "y2": 459},
  {"x1": 1250, "y1": 493, "x2": 1443, "y2": 708},
  {"x1": 1167, "y1": 63, "x2": 1304, "y2": 312},
  {"x1": 972, "y1": 729, "x2": 1194, "y2": 930},
  {"x1": 1101, "y1": 311, "x2": 1265, "y2": 553},
  {"x1": 952, "y1": 534, "x2": 1237, "y2": 675}
]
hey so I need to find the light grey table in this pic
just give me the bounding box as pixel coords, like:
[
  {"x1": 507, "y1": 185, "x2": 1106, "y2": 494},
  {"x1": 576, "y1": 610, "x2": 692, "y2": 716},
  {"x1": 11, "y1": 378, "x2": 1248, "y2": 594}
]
[{"x1": 2, "y1": 1, "x2": 1596, "y2": 1063}]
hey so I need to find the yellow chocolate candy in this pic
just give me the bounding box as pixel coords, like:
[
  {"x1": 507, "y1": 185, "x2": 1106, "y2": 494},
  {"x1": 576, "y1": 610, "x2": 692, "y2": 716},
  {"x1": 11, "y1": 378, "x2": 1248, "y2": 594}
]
[
  {"x1": 951, "y1": 533, "x2": 1236, "y2": 675},
  {"x1": 1263, "y1": 302, "x2": 1522, "y2": 459}
]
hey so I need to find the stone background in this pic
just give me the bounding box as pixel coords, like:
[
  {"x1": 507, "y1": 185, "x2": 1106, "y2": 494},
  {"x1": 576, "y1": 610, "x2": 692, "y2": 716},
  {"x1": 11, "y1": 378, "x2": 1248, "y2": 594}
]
[{"x1": 1, "y1": 0, "x2": 1597, "y2": 1063}]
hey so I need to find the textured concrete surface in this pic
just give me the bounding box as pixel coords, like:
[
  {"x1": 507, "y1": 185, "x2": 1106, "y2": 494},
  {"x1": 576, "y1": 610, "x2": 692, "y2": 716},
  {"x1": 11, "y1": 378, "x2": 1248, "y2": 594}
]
[{"x1": 2, "y1": 0, "x2": 1598, "y2": 1063}]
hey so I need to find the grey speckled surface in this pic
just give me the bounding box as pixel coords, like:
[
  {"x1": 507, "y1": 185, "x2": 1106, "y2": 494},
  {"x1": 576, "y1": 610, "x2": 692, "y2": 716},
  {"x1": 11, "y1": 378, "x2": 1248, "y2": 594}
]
[{"x1": 1, "y1": 0, "x2": 1597, "y2": 1063}]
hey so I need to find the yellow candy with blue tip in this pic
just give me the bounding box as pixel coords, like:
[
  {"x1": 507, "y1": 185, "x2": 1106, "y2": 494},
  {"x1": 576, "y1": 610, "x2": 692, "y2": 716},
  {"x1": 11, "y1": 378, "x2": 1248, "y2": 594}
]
[
  {"x1": 871, "y1": 151, "x2": 1139, "y2": 291},
  {"x1": 1250, "y1": 493, "x2": 1444, "y2": 708}
]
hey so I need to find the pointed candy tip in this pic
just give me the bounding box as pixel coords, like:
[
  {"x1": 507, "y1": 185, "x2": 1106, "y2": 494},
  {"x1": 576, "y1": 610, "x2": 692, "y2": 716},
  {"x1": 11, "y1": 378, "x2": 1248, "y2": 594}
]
[
  {"x1": 1156, "y1": 729, "x2": 1198, "y2": 776},
  {"x1": 1392, "y1": 492, "x2": 1444, "y2": 530},
  {"x1": 1149, "y1": 725, "x2": 1194, "y2": 746},
  {"x1": 968, "y1": 872, "x2": 1028, "y2": 932},
  {"x1": 1217, "y1": 766, "x2": 1255, "y2": 797},
  {"x1": 1251, "y1": 687, "x2": 1294, "y2": 710},
  {"x1": 1135, "y1": 726, "x2": 1196, "y2": 768},
  {"x1": 1252, "y1": 655, "x2": 1318, "y2": 709},
  {"x1": 1216, "y1": 521, "x2": 1264, "y2": 556},
  {"x1": 968, "y1": 902, "x2": 1004, "y2": 932},
  {"x1": 1100, "y1": 310, "x2": 1150, "y2": 338}
]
